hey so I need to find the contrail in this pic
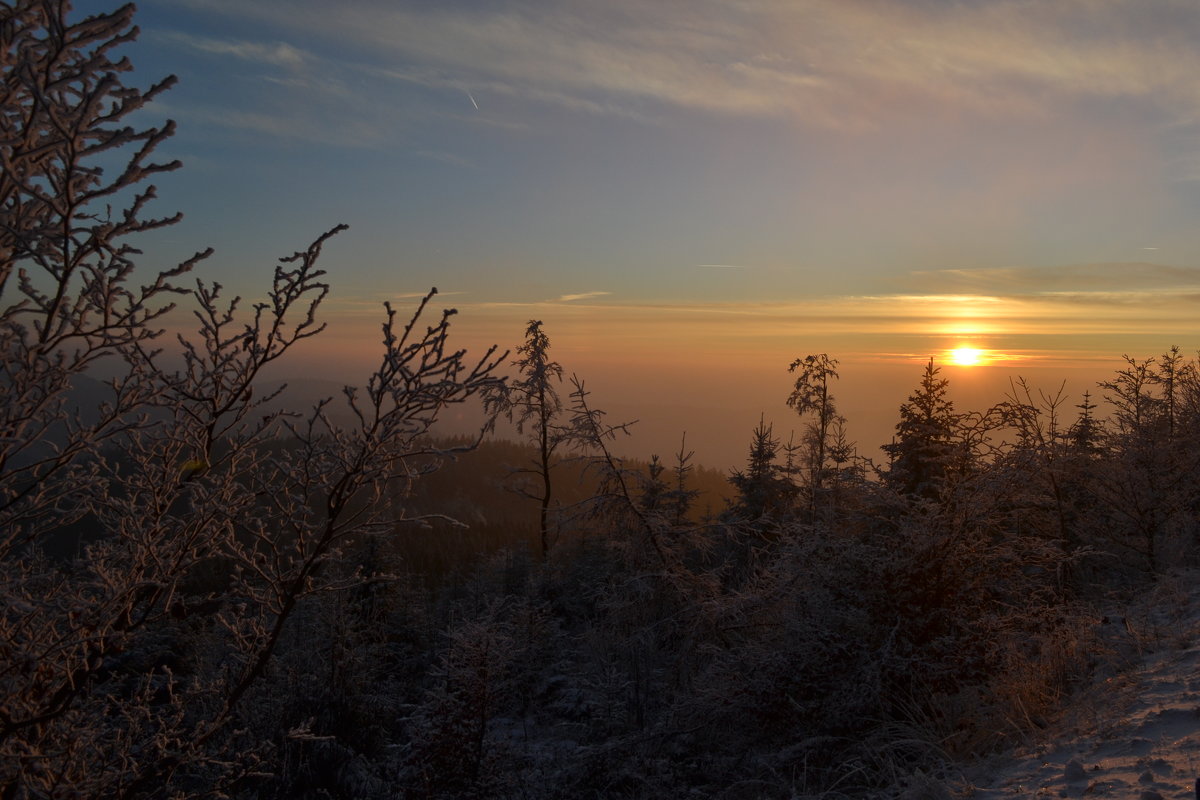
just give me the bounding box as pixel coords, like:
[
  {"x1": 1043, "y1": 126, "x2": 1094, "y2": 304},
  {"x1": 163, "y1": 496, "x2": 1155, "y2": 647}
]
[{"x1": 466, "y1": 90, "x2": 479, "y2": 110}]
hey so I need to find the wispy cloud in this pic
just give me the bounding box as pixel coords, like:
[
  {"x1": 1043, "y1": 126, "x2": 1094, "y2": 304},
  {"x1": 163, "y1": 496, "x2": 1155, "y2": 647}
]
[
  {"x1": 162, "y1": 0, "x2": 1200, "y2": 133},
  {"x1": 554, "y1": 291, "x2": 611, "y2": 302},
  {"x1": 158, "y1": 102, "x2": 386, "y2": 148},
  {"x1": 156, "y1": 31, "x2": 308, "y2": 68},
  {"x1": 148, "y1": 29, "x2": 394, "y2": 146},
  {"x1": 436, "y1": 270, "x2": 1200, "y2": 368},
  {"x1": 908, "y1": 263, "x2": 1200, "y2": 294},
  {"x1": 697, "y1": 264, "x2": 750, "y2": 269},
  {"x1": 325, "y1": 292, "x2": 466, "y2": 313},
  {"x1": 461, "y1": 288, "x2": 1200, "y2": 329}
]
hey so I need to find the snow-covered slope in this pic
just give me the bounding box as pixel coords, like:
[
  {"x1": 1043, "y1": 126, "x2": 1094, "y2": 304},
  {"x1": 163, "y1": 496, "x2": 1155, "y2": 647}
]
[{"x1": 963, "y1": 573, "x2": 1200, "y2": 799}]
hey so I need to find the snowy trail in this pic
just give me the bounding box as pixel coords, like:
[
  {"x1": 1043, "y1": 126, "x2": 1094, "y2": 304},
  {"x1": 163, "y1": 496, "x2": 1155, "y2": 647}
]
[{"x1": 963, "y1": 575, "x2": 1200, "y2": 799}]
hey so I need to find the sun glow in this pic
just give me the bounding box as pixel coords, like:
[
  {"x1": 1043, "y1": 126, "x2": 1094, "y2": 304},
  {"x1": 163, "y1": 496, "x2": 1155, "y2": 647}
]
[{"x1": 949, "y1": 347, "x2": 984, "y2": 366}]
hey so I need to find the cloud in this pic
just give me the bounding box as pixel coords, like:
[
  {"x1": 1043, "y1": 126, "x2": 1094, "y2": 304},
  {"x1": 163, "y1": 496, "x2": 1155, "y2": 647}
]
[
  {"x1": 907, "y1": 263, "x2": 1200, "y2": 294},
  {"x1": 697, "y1": 264, "x2": 750, "y2": 269},
  {"x1": 159, "y1": 103, "x2": 386, "y2": 147},
  {"x1": 323, "y1": 292, "x2": 468, "y2": 314},
  {"x1": 160, "y1": 0, "x2": 1200, "y2": 133},
  {"x1": 157, "y1": 31, "x2": 308, "y2": 68},
  {"x1": 149, "y1": 29, "x2": 393, "y2": 146},
  {"x1": 554, "y1": 291, "x2": 612, "y2": 302},
  {"x1": 459, "y1": 276, "x2": 1200, "y2": 346}
]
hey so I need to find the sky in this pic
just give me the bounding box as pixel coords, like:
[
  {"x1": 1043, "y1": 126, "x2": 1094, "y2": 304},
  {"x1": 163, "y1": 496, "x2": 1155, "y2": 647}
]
[{"x1": 71, "y1": 0, "x2": 1200, "y2": 468}]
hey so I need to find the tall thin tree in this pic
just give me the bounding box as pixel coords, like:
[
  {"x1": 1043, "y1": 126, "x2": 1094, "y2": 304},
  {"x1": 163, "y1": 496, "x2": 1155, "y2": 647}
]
[
  {"x1": 787, "y1": 353, "x2": 841, "y2": 502},
  {"x1": 490, "y1": 320, "x2": 566, "y2": 558}
]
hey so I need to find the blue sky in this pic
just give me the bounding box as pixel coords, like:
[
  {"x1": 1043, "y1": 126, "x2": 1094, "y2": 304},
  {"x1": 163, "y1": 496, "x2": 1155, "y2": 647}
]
[{"x1": 70, "y1": 0, "x2": 1200, "y2": 465}]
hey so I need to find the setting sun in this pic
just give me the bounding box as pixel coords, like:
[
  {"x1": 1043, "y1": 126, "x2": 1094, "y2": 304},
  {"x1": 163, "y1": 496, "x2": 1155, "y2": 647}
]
[{"x1": 949, "y1": 347, "x2": 984, "y2": 366}]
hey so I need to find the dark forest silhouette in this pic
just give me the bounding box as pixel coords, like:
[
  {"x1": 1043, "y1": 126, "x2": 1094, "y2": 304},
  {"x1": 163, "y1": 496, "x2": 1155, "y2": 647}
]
[{"x1": 3, "y1": 3, "x2": 1199, "y2": 798}]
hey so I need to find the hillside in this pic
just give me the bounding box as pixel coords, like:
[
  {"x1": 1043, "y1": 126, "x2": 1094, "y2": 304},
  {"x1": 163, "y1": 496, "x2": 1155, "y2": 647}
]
[
  {"x1": 392, "y1": 435, "x2": 735, "y2": 575},
  {"x1": 957, "y1": 572, "x2": 1200, "y2": 800}
]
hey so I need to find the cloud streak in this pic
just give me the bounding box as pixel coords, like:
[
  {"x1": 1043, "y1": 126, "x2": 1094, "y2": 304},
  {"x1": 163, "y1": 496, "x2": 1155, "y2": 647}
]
[
  {"x1": 424, "y1": 270, "x2": 1200, "y2": 369},
  {"x1": 163, "y1": 0, "x2": 1200, "y2": 133},
  {"x1": 553, "y1": 291, "x2": 612, "y2": 302},
  {"x1": 907, "y1": 263, "x2": 1200, "y2": 294},
  {"x1": 157, "y1": 31, "x2": 308, "y2": 68}
]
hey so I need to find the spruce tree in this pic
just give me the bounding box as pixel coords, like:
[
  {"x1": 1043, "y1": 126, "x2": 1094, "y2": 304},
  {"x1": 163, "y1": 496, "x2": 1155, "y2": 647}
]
[
  {"x1": 884, "y1": 358, "x2": 961, "y2": 500},
  {"x1": 728, "y1": 417, "x2": 796, "y2": 519}
]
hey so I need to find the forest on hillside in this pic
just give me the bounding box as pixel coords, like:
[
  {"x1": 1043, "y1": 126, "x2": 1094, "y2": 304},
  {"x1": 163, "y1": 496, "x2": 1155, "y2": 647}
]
[{"x1": 3, "y1": 3, "x2": 1198, "y2": 799}]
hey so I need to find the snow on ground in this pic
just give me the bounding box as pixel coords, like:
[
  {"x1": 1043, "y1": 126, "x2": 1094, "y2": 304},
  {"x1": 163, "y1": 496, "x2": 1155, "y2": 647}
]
[{"x1": 960, "y1": 572, "x2": 1200, "y2": 799}]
